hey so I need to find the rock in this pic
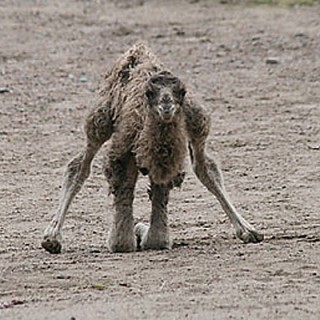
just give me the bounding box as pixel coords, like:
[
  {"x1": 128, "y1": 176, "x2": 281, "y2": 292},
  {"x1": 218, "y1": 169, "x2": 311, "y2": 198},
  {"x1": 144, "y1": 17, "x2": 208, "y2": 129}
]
[
  {"x1": 0, "y1": 87, "x2": 10, "y2": 93},
  {"x1": 266, "y1": 57, "x2": 280, "y2": 65},
  {"x1": 79, "y1": 74, "x2": 88, "y2": 83},
  {"x1": 294, "y1": 32, "x2": 307, "y2": 38}
]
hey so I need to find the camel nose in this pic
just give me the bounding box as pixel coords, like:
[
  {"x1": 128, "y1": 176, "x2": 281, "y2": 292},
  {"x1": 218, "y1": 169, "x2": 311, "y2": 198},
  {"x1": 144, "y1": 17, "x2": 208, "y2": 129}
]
[{"x1": 159, "y1": 102, "x2": 175, "y2": 114}]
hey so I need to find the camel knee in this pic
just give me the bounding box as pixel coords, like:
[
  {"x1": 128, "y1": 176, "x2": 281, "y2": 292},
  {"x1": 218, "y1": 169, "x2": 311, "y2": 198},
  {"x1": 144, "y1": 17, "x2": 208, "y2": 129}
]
[
  {"x1": 193, "y1": 153, "x2": 224, "y2": 194},
  {"x1": 64, "y1": 153, "x2": 90, "y2": 187},
  {"x1": 104, "y1": 152, "x2": 138, "y2": 197},
  {"x1": 104, "y1": 160, "x2": 126, "y2": 197},
  {"x1": 85, "y1": 103, "x2": 113, "y2": 146}
]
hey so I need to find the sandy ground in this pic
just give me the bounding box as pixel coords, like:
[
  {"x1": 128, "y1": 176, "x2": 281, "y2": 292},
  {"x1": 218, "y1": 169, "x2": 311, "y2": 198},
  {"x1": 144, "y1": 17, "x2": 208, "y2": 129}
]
[{"x1": 1, "y1": 0, "x2": 319, "y2": 319}]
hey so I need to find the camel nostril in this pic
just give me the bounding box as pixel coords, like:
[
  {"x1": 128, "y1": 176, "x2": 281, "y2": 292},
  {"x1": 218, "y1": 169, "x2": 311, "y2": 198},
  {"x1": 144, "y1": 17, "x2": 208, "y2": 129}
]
[{"x1": 159, "y1": 103, "x2": 175, "y2": 114}]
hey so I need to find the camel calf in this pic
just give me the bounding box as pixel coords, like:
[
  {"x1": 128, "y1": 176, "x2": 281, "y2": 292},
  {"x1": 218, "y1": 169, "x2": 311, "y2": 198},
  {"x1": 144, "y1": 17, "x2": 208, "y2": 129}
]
[{"x1": 42, "y1": 43, "x2": 263, "y2": 254}]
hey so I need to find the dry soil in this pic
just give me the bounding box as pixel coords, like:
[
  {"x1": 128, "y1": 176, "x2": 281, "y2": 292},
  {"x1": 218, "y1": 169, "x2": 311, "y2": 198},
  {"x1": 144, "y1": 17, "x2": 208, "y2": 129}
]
[{"x1": 0, "y1": 0, "x2": 319, "y2": 319}]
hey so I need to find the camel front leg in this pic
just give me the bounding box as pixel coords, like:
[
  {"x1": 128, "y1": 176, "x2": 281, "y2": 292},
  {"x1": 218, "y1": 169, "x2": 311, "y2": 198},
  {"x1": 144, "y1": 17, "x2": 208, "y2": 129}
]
[
  {"x1": 42, "y1": 101, "x2": 114, "y2": 254},
  {"x1": 42, "y1": 143, "x2": 100, "y2": 253},
  {"x1": 105, "y1": 153, "x2": 139, "y2": 253},
  {"x1": 190, "y1": 143, "x2": 264, "y2": 243}
]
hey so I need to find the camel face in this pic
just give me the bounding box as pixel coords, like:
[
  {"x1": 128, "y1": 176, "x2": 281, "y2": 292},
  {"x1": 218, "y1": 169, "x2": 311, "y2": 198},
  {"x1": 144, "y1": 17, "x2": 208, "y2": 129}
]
[{"x1": 145, "y1": 71, "x2": 186, "y2": 123}]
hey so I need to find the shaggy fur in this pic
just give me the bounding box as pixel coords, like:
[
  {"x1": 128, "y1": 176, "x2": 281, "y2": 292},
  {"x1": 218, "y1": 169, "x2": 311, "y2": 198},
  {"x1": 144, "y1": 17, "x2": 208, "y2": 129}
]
[{"x1": 42, "y1": 43, "x2": 263, "y2": 254}]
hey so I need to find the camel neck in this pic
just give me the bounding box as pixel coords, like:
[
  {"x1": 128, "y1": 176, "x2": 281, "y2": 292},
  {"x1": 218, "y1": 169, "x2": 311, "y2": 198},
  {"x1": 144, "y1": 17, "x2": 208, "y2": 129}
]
[{"x1": 134, "y1": 114, "x2": 187, "y2": 185}]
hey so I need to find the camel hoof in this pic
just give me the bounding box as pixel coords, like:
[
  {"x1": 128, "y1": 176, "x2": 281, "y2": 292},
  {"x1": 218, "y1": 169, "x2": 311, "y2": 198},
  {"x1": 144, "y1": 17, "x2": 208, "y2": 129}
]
[
  {"x1": 134, "y1": 222, "x2": 171, "y2": 250},
  {"x1": 107, "y1": 242, "x2": 136, "y2": 253},
  {"x1": 107, "y1": 230, "x2": 136, "y2": 253},
  {"x1": 41, "y1": 236, "x2": 62, "y2": 254},
  {"x1": 237, "y1": 228, "x2": 264, "y2": 244},
  {"x1": 134, "y1": 222, "x2": 149, "y2": 250}
]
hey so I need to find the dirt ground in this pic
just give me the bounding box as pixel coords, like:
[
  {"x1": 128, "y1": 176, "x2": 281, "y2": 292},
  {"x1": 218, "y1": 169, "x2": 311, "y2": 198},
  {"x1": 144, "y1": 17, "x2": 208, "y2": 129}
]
[{"x1": 1, "y1": 0, "x2": 319, "y2": 319}]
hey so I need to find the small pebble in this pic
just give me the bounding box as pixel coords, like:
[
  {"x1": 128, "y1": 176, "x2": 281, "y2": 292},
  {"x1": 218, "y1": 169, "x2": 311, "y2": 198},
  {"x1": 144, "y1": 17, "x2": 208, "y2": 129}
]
[
  {"x1": 0, "y1": 87, "x2": 10, "y2": 94},
  {"x1": 80, "y1": 74, "x2": 88, "y2": 83},
  {"x1": 87, "y1": 247, "x2": 101, "y2": 254},
  {"x1": 294, "y1": 32, "x2": 306, "y2": 38},
  {"x1": 266, "y1": 57, "x2": 280, "y2": 65}
]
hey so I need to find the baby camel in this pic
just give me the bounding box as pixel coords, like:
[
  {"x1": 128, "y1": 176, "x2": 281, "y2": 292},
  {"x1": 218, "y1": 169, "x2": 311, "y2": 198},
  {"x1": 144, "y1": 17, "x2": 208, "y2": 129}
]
[{"x1": 42, "y1": 43, "x2": 263, "y2": 254}]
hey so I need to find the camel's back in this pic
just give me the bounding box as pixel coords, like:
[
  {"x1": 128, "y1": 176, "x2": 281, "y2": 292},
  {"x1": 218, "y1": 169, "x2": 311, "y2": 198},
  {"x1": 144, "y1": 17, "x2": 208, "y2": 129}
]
[{"x1": 99, "y1": 43, "x2": 165, "y2": 125}]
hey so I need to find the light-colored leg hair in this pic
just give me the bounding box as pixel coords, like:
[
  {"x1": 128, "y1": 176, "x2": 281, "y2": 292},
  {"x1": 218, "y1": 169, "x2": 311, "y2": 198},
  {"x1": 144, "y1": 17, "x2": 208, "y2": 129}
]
[
  {"x1": 135, "y1": 183, "x2": 171, "y2": 250},
  {"x1": 42, "y1": 102, "x2": 113, "y2": 254},
  {"x1": 42, "y1": 143, "x2": 100, "y2": 253},
  {"x1": 190, "y1": 143, "x2": 263, "y2": 243},
  {"x1": 184, "y1": 100, "x2": 263, "y2": 243},
  {"x1": 106, "y1": 153, "x2": 139, "y2": 253}
]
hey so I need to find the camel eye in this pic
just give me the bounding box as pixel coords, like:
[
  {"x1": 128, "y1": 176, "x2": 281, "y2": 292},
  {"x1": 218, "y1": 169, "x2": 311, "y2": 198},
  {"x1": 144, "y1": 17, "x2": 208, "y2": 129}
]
[{"x1": 146, "y1": 89, "x2": 156, "y2": 101}]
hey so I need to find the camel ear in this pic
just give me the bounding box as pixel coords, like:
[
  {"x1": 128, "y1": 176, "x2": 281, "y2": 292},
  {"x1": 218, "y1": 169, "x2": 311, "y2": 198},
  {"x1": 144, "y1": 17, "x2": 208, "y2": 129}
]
[
  {"x1": 175, "y1": 82, "x2": 186, "y2": 103},
  {"x1": 145, "y1": 83, "x2": 157, "y2": 101},
  {"x1": 178, "y1": 87, "x2": 186, "y2": 100}
]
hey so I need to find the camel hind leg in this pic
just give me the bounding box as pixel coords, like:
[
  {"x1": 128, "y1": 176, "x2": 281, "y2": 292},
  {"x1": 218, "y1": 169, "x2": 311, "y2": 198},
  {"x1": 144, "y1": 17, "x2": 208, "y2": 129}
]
[{"x1": 42, "y1": 103, "x2": 113, "y2": 254}]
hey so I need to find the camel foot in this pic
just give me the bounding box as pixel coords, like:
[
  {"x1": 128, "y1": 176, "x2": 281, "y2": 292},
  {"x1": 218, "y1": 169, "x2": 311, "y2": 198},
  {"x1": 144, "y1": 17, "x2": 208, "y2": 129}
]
[
  {"x1": 134, "y1": 222, "x2": 171, "y2": 250},
  {"x1": 41, "y1": 236, "x2": 62, "y2": 254},
  {"x1": 236, "y1": 227, "x2": 264, "y2": 244},
  {"x1": 107, "y1": 230, "x2": 136, "y2": 253},
  {"x1": 107, "y1": 242, "x2": 136, "y2": 253}
]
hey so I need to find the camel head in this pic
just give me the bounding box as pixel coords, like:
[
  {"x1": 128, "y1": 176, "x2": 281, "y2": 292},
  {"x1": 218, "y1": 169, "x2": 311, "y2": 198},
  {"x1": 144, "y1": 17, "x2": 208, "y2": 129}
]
[{"x1": 145, "y1": 71, "x2": 186, "y2": 123}]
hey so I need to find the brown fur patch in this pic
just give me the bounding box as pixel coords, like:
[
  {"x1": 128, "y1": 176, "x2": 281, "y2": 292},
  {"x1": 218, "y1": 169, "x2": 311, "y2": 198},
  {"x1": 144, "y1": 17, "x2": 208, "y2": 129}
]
[{"x1": 134, "y1": 114, "x2": 187, "y2": 184}]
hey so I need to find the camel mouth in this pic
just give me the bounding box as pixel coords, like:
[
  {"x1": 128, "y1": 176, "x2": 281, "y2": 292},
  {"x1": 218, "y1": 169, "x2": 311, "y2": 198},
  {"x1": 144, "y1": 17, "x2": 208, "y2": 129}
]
[
  {"x1": 159, "y1": 113, "x2": 174, "y2": 122},
  {"x1": 157, "y1": 103, "x2": 176, "y2": 122}
]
